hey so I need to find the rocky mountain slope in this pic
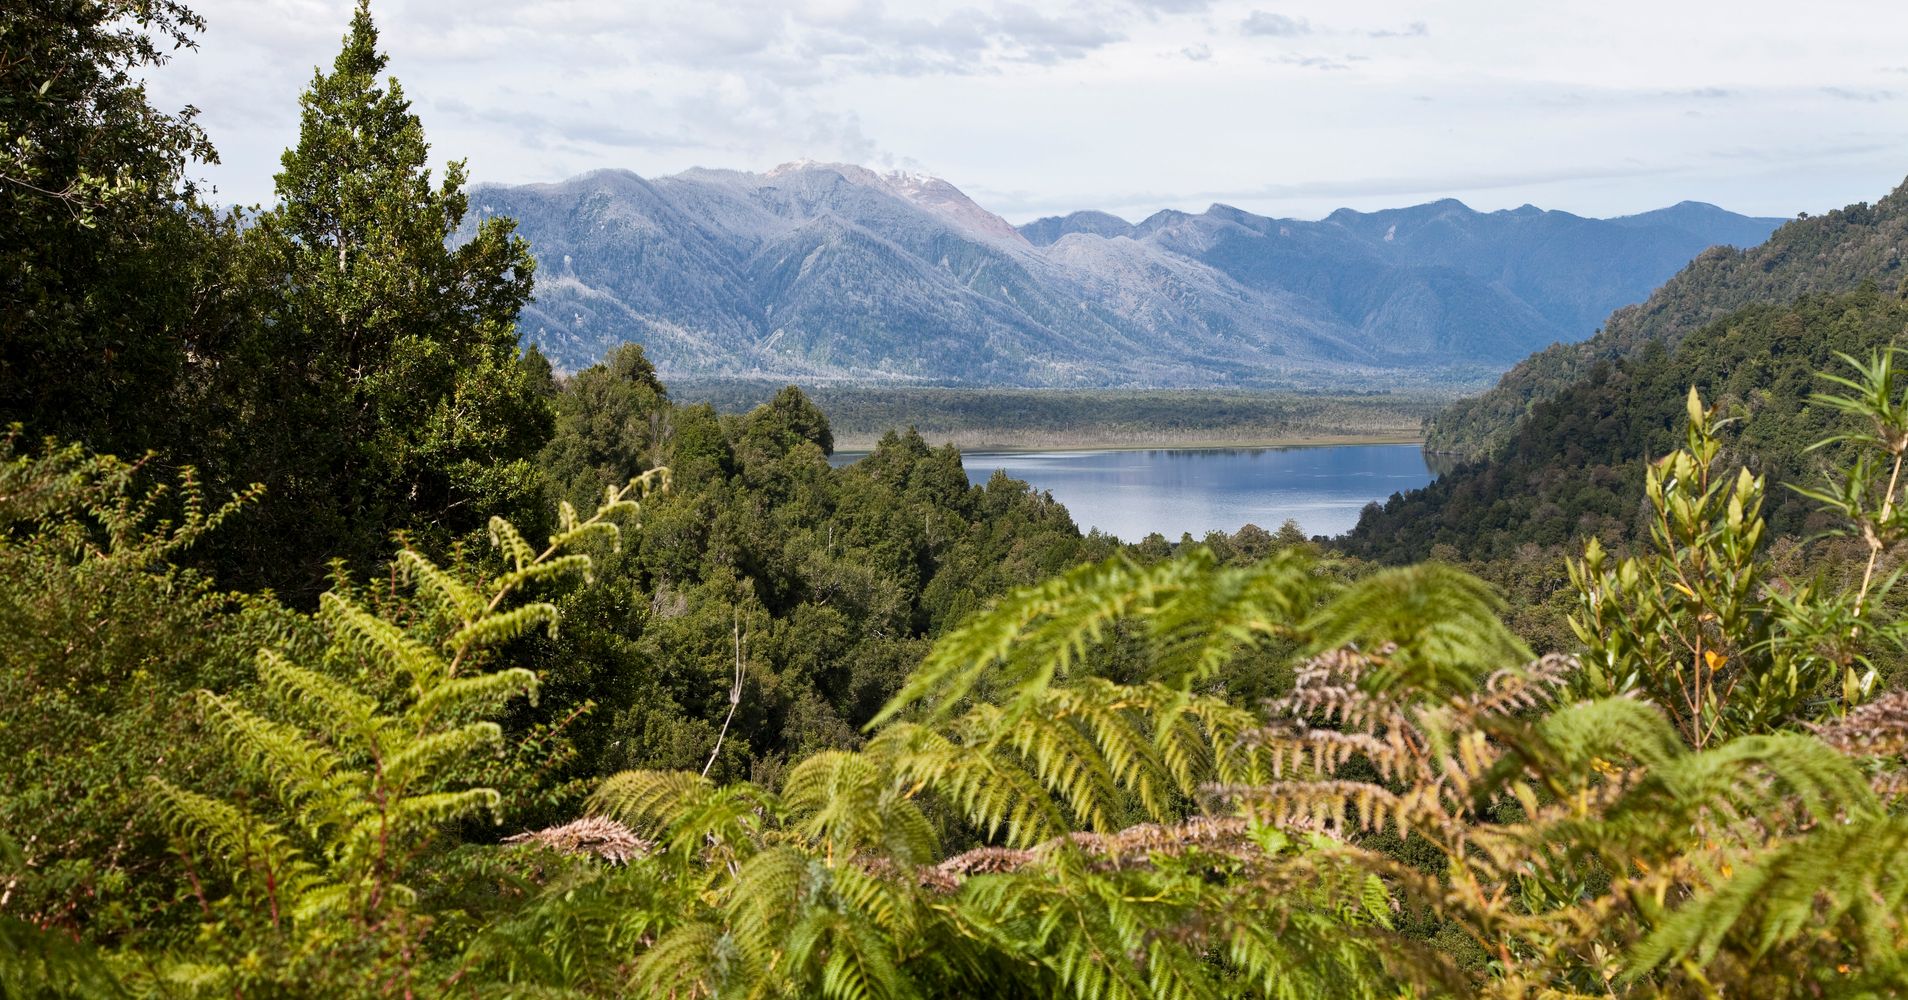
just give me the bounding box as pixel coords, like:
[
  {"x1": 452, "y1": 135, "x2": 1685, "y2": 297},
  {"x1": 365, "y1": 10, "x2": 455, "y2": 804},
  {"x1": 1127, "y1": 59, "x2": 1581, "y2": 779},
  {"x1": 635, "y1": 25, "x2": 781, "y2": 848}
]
[{"x1": 467, "y1": 162, "x2": 1782, "y2": 387}]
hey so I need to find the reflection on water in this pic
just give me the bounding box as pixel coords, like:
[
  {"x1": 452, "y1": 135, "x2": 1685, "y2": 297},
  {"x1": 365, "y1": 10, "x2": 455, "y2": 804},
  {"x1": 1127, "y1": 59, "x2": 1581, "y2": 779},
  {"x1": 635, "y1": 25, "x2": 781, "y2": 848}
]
[
  {"x1": 834, "y1": 444, "x2": 1437, "y2": 543},
  {"x1": 1424, "y1": 451, "x2": 1466, "y2": 478}
]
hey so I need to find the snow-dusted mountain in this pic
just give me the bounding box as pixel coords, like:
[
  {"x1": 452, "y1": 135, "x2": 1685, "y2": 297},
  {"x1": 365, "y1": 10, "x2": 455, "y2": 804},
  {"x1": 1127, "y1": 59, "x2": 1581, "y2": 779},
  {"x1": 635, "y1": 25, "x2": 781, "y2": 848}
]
[{"x1": 466, "y1": 163, "x2": 1783, "y2": 387}]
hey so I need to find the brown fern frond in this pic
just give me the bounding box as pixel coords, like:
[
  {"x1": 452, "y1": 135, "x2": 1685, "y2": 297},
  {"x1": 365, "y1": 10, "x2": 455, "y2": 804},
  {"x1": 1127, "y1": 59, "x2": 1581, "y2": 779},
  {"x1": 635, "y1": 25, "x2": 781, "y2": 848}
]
[
  {"x1": 1812, "y1": 689, "x2": 1908, "y2": 757},
  {"x1": 503, "y1": 817, "x2": 653, "y2": 865}
]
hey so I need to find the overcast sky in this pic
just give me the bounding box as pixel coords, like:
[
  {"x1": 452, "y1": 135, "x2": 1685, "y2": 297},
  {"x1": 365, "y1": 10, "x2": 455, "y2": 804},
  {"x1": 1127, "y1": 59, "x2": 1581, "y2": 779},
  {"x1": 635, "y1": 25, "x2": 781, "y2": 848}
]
[{"x1": 145, "y1": 0, "x2": 1908, "y2": 223}]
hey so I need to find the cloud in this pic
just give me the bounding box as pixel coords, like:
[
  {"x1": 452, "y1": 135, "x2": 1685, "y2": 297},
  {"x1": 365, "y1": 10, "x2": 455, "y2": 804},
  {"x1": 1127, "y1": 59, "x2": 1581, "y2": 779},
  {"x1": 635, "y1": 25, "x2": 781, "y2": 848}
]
[
  {"x1": 1821, "y1": 86, "x2": 1897, "y2": 102},
  {"x1": 1367, "y1": 21, "x2": 1428, "y2": 39},
  {"x1": 149, "y1": 0, "x2": 1908, "y2": 222},
  {"x1": 1241, "y1": 11, "x2": 1311, "y2": 37},
  {"x1": 1276, "y1": 53, "x2": 1351, "y2": 71},
  {"x1": 986, "y1": 5, "x2": 1126, "y2": 63},
  {"x1": 1126, "y1": 0, "x2": 1214, "y2": 12}
]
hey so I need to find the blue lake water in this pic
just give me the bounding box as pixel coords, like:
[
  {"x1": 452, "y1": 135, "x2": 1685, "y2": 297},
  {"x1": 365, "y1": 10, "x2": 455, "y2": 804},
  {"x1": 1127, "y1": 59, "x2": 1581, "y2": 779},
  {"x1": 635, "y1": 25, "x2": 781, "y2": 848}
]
[{"x1": 838, "y1": 444, "x2": 1436, "y2": 542}]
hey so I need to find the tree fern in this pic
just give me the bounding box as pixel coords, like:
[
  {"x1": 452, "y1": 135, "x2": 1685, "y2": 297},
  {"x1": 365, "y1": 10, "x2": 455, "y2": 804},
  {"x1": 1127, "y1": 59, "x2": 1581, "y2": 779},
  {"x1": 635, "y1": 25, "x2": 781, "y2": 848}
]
[{"x1": 144, "y1": 471, "x2": 665, "y2": 994}]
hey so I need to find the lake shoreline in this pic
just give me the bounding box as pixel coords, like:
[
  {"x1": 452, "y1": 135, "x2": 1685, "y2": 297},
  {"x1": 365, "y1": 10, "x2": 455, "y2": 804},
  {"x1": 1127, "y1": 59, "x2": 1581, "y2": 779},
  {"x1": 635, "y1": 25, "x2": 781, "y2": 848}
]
[
  {"x1": 912, "y1": 443, "x2": 1437, "y2": 541},
  {"x1": 832, "y1": 432, "x2": 1427, "y2": 455}
]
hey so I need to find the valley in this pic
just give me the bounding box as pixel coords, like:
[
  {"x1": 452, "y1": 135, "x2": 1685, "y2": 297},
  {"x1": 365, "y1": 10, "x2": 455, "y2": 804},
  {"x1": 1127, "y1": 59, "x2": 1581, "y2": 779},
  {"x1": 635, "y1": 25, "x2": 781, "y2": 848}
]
[
  {"x1": 674, "y1": 382, "x2": 1449, "y2": 451},
  {"x1": 18, "y1": 0, "x2": 1908, "y2": 993}
]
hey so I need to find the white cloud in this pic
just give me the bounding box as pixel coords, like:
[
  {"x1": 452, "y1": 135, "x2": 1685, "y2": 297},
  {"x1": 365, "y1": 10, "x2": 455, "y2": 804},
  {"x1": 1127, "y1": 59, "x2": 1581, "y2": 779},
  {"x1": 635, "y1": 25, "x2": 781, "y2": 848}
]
[
  {"x1": 145, "y1": 0, "x2": 1908, "y2": 221},
  {"x1": 1240, "y1": 11, "x2": 1311, "y2": 36}
]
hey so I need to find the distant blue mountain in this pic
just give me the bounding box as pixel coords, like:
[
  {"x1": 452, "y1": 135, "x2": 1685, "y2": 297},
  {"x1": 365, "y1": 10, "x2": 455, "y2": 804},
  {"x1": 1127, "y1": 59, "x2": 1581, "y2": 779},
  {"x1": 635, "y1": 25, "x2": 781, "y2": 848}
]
[{"x1": 467, "y1": 163, "x2": 1783, "y2": 387}]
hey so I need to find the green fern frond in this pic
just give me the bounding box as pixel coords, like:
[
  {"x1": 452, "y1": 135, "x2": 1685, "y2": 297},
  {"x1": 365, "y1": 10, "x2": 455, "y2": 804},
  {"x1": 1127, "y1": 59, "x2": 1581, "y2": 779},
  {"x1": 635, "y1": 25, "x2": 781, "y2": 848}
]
[
  {"x1": 411, "y1": 666, "x2": 539, "y2": 722},
  {"x1": 1146, "y1": 547, "x2": 1322, "y2": 687},
  {"x1": 628, "y1": 921, "x2": 725, "y2": 999},
  {"x1": 1628, "y1": 815, "x2": 1908, "y2": 979},
  {"x1": 874, "y1": 554, "x2": 1157, "y2": 724},
  {"x1": 1305, "y1": 563, "x2": 1529, "y2": 694},
  {"x1": 195, "y1": 691, "x2": 360, "y2": 826},
  {"x1": 489, "y1": 515, "x2": 540, "y2": 571},
  {"x1": 588, "y1": 770, "x2": 715, "y2": 840},
  {"x1": 1629, "y1": 731, "x2": 1880, "y2": 834},
  {"x1": 145, "y1": 778, "x2": 321, "y2": 906},
  {"x1": 319, "y1": 590, "x2": 443, "y2": 687},
  {"x1": 380, "y1": 721, "x2": 506, "y2": 789},
  {"x1": 445, "y1": 600, "x2": 561, "y2": 653},
  {"x1": 491, "y1": 552, "x2": 594, "y2": 597},
  {"x1": 396, "y1": 547, "x2": 485, "y2": 621},
  {"x1": 255, "y1": 650, "x2": 385, "y2": 744}
]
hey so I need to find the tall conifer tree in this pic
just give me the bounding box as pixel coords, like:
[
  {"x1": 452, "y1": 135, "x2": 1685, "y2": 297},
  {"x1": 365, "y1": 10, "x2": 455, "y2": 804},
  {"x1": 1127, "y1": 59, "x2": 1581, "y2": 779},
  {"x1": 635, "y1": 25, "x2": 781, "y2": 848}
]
[{"x1": 212, "y1": 0, "x2": 553, "y2": 595}]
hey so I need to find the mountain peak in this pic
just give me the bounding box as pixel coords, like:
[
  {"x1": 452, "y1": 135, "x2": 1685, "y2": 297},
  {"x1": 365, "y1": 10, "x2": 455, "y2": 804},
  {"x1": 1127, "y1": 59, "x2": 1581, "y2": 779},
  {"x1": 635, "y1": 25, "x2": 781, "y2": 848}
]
[
  {"x1": 1018, "y1": 210, "x2": 1135, "y2": 245},
  {"x1": 465, "y1": 165, "x2": 1786, "y2": 386},
  {"x1": 755, "y1": 161, "x2": 1026, "y2": 245}
]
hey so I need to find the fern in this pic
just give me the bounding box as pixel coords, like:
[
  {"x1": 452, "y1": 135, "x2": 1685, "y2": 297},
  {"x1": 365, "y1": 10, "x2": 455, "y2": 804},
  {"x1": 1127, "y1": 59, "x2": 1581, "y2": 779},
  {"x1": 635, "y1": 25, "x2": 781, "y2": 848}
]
[{"x1": 145, "y1": 471, "x2": 666, "y2": 993}]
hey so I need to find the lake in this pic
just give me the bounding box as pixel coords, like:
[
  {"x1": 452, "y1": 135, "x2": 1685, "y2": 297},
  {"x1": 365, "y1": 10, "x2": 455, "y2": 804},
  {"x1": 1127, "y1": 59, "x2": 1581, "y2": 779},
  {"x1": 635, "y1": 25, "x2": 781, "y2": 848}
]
[{"x1": 836, "y1": 444, "x2": 1436, "y2": 542}]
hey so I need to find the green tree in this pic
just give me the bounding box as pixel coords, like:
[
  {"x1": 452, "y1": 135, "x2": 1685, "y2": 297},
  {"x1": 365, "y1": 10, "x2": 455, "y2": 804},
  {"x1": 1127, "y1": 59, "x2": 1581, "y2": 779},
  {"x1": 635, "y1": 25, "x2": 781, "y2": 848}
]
[
  {"x1": 208, "y1": 1, "x2": 552, "y2": 596},
  {"x1": 0, "y1": 0, "x2": 235, "y2": 456},
  {"x1": 540, "y1": 343, "x2": 671, "y2": 513}
]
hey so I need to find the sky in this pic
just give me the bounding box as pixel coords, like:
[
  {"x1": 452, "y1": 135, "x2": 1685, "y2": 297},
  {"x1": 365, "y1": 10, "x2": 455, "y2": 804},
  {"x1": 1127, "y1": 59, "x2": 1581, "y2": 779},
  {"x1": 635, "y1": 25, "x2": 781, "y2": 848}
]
[{"x1": 144, "y1": 0, "x2": 1908, "y2": 224}]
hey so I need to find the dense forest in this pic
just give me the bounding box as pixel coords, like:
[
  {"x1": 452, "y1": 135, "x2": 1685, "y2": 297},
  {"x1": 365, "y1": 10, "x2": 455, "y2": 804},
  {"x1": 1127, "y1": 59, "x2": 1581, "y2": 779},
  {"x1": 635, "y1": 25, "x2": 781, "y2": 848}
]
[
  {"x1": 1345, "y1": 285, "x2": 1908, "y2": 564},
  {"x1": 12, "y1": 2, "x2": 1908, "y2": 997}
]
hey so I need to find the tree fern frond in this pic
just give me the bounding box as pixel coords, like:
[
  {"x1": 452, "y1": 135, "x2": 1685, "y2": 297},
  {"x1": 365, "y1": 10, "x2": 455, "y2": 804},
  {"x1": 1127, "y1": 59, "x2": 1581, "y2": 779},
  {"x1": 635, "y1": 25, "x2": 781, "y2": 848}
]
[
  {"x1": 589, "y1": 770, "x2": 716, "y2": 839},
  {"x1": 489, "y1": 515, "x2": 540, "y2": 571},
  {"x1": 195, "y1": 691, "x2": 362, "y2": 829},
  {"x1": 445, "y1": 600, "x2": 561, "y2": 656},
  {"x1": 1304, "y1": 563, "x2": 1530, "y2": 694},
  {"x1": 873, "y1": 554, "x2": 1159, "y2": 725},
  {"x1": 383, "y1": 787, "x2": 506, "y2": 832},
  {"x1": 1627, "y1": 815, "x2": 1908, "y2": 979},
  {"x1": 319, "y1": 590, "x2": 443, "y2": 687},
  {"x1": 491, "y1": 553, "x2": 594, "y2": 598},
  {"x1": 1146, "y1": 548, "x2": 1323, "y2": 688},
  {"x1": 1627, "y1": 731, "x2": 1880, "y2": 834},
  {"x1": 628, "y1": 921, "x2": 725, "y2": 999},
  {"x1": 410, "y1": 666, "x2": 539, "y2": 723},
  {"x1": 395, "y1": 547, "x2": 485, "y2": 621},
  {"x1": 380, "y1": 721, "x2": 506, "y2": 790},
  {"x1": 146, "y1": 778, "x2": 322, "y2": 906}
]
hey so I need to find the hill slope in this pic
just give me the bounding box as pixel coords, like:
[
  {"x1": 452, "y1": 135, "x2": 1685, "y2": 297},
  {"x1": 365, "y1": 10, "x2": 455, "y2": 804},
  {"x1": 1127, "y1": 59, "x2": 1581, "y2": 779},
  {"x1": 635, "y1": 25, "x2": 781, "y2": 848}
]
[
  {"x1": 1424, "y1": 177, "x2": 1908, "y2": 459},
  {"x1": 468, "y1": 163, "x2": 1781, "y2": 387},
  {"x1": 1341, "y1": 284, "x2": 1908, "y2": 564}
]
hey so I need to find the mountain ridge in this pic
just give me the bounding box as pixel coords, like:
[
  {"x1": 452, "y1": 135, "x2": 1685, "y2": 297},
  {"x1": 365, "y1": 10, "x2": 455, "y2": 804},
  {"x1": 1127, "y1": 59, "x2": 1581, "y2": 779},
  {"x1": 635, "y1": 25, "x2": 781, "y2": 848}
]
[
  {"x1": 1423, "y1": 176, "x2": 1908, "y2": 458},
  {"x1": 467, "y1": 162, "x2": 1784, "y2": 386}
]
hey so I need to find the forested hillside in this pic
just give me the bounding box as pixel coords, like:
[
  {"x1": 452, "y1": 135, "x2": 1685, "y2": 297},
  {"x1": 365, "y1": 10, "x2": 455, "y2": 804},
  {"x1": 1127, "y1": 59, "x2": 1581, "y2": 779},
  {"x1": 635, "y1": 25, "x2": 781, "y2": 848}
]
[
  {"x1": 1426, "y1": 179, "x2": 1908, "y2": 458},
  {"x1": 519, "y1": 346, "x2": 1120, "y2": 788},
  {"x1": 1345, "y1": 284, "x2": 1908, "y2": 563}
]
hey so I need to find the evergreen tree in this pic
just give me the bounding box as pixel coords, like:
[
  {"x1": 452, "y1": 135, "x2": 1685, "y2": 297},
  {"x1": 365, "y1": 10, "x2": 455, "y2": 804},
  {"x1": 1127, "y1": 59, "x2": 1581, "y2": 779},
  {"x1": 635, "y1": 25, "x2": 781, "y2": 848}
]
[{"x1": 208, "y1": 0, "x2": 552, "y2": 596}]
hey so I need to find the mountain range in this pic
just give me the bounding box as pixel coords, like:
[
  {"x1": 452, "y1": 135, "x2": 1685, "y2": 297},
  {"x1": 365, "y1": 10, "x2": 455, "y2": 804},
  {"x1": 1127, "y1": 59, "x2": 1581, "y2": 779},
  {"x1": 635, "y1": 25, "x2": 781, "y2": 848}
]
[{"x1": 465, "y1": 162, "x2": 1783, "y2": 387}]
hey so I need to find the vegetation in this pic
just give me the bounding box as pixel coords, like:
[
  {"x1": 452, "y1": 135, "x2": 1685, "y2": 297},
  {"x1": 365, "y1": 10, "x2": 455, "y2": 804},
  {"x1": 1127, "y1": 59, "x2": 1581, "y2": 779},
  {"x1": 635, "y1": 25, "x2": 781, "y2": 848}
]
[
  {"x1": 1344, "y1": 285, "x2": 1908, "y2": 564},
  {"x1": 675, "y1": 383, "x2": 1446, "y2": 451},
  {"x1": 9, "y1": 2, "x2": 1908, "y2": 997}
]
